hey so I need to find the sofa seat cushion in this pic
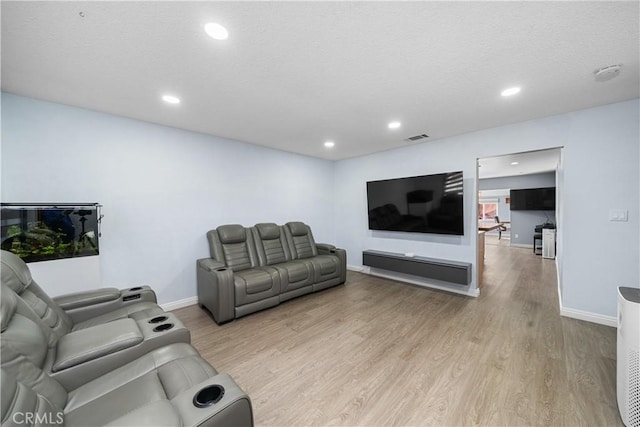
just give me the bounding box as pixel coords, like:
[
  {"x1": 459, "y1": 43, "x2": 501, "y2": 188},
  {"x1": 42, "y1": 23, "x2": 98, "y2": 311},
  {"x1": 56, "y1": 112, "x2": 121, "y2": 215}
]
[
  {"x1": 72, "y1": 302, "x2": 164, "y2": 331},
  {"x1": 234, "y1": 267, "x2": 280, "y2": 305},
  {"x1": 64, "y1": 343, "x2": 217, "y2": 426},
  {"x1": 273, "y1": 260, "x2": 314, "y2": 292},
  {"x1": 308, "y1": 255, "x2": 341, "y2": 282}
]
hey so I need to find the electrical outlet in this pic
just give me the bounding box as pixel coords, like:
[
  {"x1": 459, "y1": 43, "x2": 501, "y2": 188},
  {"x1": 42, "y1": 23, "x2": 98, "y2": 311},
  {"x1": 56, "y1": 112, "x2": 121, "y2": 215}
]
[{"x1": 515, "y1": 234, "x2": 519, "y2": 238}]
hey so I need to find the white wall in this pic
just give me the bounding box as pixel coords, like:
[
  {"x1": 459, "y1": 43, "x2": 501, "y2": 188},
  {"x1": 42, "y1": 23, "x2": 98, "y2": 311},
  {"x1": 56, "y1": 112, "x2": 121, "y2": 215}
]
[
  {"x1": 334, "y1": 140, "x2": 478, "y2": 294},
  {"x1": 334, "y1": 99, "x2": 639, "y2": 319},
  {"x1": 2, "y1": 93, "x2": 638, "y2": 320},
  {"x1": 561, "y1": 101, "x2": 639, "y2": 319},
  {"x1": 1, "y1": 94, "x2": 335, "y2": 304}
]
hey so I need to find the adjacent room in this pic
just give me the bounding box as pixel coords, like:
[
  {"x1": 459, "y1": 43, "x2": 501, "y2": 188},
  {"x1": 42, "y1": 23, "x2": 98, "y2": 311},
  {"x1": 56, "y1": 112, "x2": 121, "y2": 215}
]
[
  {"x1": 1, "y1": 1, "x2": 639, "y2": 426},
  {"x1": 477, "y1": 149, "x2": 561, "y2": 286}
]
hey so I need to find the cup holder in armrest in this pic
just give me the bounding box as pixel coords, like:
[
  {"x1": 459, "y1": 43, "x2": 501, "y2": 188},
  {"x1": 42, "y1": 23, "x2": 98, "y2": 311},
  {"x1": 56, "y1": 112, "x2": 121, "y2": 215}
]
[
  {"x1": 148, "y1": 315, "x2": 168, "y2": 324},
  {"x1": 193, "y1": 384, "x2": 225, "y2": 408},
  {"x1": 215, "y1": 268, "x2": 228, "y2": 272},
  {"x1": 153, "y1": 323, "x2": 174, "y2": 332},
  {"x1": 129, "y1": 287, "x2": 143, "y2": 291}
]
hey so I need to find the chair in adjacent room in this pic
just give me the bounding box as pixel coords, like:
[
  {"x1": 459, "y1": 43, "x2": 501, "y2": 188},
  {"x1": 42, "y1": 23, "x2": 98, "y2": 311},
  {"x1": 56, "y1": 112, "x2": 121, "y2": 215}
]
[
  {"x1": 494, "y1": 216, "x2": 507, "y2": 240},
  {"x1": 533, "y1": 230, "x2": 543, "y2": 255}
]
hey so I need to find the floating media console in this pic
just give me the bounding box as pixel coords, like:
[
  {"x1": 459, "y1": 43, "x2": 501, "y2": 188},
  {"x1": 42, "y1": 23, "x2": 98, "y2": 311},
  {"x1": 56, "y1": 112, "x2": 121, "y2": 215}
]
[{"x1": 362, "y1": 250, "x2": 471, "y2": 286}]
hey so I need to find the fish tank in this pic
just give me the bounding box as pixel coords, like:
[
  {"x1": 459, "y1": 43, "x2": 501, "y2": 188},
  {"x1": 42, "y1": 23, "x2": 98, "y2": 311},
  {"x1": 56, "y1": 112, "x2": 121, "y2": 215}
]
[{"x1": 1, "y1": 203, "x2": 102, "y2": 263}]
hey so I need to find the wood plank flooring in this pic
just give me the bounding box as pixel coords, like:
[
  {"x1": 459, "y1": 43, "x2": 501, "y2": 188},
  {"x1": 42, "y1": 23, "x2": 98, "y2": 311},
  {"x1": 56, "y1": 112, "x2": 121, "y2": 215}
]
[{"x1": 173, "y1": 237, "x2": 621, "y2": 426}]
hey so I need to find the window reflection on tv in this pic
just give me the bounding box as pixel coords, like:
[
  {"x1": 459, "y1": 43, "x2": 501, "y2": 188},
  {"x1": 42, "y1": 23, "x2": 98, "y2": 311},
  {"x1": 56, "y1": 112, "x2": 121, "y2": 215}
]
[{"x1": 1, "y1": 204, "x2": 100, "y2": 263}]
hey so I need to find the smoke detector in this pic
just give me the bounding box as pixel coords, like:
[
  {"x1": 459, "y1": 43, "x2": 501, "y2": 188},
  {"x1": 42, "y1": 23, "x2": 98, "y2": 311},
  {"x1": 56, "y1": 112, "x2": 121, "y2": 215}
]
[{"x1": 594, "y1": 64, "x2": 622, "y2": 82}]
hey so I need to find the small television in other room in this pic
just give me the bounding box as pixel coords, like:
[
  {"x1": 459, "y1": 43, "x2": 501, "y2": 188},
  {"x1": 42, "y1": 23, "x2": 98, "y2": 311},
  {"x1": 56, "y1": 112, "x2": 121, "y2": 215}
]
[
  {"x1": 366, "y1": 171, "x2": 464, "y2": 235},
  {"x1": 510, "y1": 187, "x2": 555, "y2": 211}
]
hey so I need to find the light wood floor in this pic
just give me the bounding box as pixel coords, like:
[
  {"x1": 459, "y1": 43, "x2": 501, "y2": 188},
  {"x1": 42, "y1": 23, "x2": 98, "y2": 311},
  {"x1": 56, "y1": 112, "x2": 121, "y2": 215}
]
[{"x1": 174, "y1": 238, "x2": 621, "y2": 426}]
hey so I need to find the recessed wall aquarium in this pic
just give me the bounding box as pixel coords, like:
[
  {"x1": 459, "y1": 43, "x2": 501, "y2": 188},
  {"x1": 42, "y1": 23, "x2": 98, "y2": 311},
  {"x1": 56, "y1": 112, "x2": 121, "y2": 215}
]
[{"x1": 1, "y1": 203, "x2": 103, "y2": 263}]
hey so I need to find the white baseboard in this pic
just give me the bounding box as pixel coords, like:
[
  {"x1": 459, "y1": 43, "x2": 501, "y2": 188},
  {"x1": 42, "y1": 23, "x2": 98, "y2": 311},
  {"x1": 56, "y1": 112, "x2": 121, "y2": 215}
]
[
  {"x1": 347, "y1": 264, "x2": 365, "y2": 272},
  {"x1": 556, "y1": 265, "x2": 616, "y2": 328},
  {"x1": 161, "y1": 296, "x2": 198, "y2": 311},
  {"x1": 560, "y1": 306, "x2": 617, "y2": 327}
]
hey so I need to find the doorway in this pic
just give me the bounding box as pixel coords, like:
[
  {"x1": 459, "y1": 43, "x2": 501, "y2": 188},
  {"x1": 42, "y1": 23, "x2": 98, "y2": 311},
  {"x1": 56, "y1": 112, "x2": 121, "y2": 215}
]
[{"x1": 476, "y1": 148, "x2": 562, "y2": 288}]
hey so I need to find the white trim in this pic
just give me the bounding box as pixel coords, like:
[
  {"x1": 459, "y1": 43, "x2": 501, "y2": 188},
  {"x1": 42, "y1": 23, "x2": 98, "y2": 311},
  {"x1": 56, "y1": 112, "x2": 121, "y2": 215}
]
[
  {"x1": 556, "y1": 262, "x2": 616, "y2": 328},
  {"x1": 560, "y1": 306, "x2": 617, "y2": 327},
  {"x1": 161, "y1": 296, "x2": 198, "y2": 311},
  {"x1": 347, "y1": 264, "x2": 365, "y2": 272},
  {"x1": 367, "y1": 269, "x2": 480, "y2": 298},
  {"x1": 556, "y1": 258, "x2": 563, "y2": 310}
]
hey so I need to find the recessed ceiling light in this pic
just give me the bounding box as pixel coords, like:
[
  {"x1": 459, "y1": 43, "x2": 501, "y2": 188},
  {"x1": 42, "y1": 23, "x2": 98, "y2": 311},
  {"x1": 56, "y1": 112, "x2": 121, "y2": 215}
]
[
  {"x1": 511, "y1": 161, "x2": 519, "y2": 165},
  {"x1": 501, "y1": 87, "x2": 521, "y2": 97},
  {"x1": 388, "y1": 121, "x2": 401, "y2": 129},
  {"x1": 324, "y1": 141, "x2": 335, "y2": 148},
  {"x1": 204, "y1": 22, "x2": 229, "y2": 40},
  {"x1": 162, "y1": 95, "x2": 181, "y2": 104}
]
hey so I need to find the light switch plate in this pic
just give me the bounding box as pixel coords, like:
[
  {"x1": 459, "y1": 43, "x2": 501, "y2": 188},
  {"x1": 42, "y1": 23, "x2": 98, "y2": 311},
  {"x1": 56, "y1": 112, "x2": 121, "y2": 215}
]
[{"x1": 609, "y1": 209, "x2": 628, "y2": 222}]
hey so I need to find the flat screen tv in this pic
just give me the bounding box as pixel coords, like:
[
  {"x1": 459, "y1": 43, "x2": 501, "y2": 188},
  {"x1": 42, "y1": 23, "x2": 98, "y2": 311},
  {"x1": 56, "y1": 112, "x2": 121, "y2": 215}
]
[
  {"x1": 510, "y1": 187, "x2": 556, "y2": 211},
  {"x1": 367, "y1": 171, "x2": 464, "y2": 235}
]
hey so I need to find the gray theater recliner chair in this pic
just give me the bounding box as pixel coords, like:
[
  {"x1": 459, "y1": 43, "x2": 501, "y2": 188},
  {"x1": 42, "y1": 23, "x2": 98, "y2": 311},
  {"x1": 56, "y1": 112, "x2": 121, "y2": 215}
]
[
  {"x1": 204, "y1": 224, "x2": 282, "y2": 320},
  {"x1": 0, "y1": 283, "x2": 253, "y2": 427},
  {"x1": 282, "y1": 222, "x2": 346, "y2": 291},
  {"x1": 0, "y1": 249, "x2": 164, "y2": 338},
  {"x1": 251, "y1": 223, "x2": 315, "y2": 301}
]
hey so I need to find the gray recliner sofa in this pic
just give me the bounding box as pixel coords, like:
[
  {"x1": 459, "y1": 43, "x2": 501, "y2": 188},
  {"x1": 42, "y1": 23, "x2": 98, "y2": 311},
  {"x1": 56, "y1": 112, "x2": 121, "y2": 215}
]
[
  {"x1": 1, "y1": 249, "x2": 165, "y2": 334},
  {"x1": 197, "y1": 221, "x2": 347, "y2": 324},
  {"x1": 0, "y1": 282, "x2": 253, "y2": 426}
]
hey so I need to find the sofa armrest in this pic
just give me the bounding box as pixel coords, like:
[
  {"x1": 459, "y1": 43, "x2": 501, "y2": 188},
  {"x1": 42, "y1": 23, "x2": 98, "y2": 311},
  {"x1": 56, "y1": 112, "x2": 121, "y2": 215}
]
[
  {"x1": 54, "y1": 288, "x2": 121, "y2": 311},
  {"x1": 52, "y1": 318, "x2": 143, "y2": 372},
  {"x1": 198, "y1": 258, "x2": 226, "y2": 272},
  {"x1": 58, "y1": 285, "x2": 158, "y2": 324},
  {"x1": 173, "y1": 373, "x2": 253, "y2": 427},
  {"x1": 317, "y1": 244, "x2": 347, "y2": 284},
  {"x1": 51, "y1": 314, "x2": 190, "y2": 390},
  {"x1": 316, "y1": 243, "x2": 337, "y2": 254},
  {"x1": 197, "y1": 259, "x2": 235, "y2": 325}
]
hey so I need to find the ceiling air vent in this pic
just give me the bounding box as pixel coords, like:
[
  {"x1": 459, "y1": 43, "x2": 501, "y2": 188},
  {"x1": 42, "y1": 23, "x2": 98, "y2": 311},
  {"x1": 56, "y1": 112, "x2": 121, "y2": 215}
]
[{"x1": 405, "y1": 134, "x2": 429, "y2": 142}]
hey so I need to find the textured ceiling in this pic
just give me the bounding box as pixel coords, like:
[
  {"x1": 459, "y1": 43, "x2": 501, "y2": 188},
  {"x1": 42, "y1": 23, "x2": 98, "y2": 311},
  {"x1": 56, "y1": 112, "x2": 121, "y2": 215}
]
[{"x1": 2, "y1": 1, "x2": 638, "y2": 160}]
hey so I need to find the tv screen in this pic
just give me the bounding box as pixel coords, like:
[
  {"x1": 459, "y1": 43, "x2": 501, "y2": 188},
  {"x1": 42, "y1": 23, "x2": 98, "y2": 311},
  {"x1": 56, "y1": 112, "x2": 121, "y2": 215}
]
[
  {"x1": 510, "y1": 187, "x2": 555, "y2": 211},
  {"x1": 367, "y1": 171, "x2": 464, "y2": 235}
]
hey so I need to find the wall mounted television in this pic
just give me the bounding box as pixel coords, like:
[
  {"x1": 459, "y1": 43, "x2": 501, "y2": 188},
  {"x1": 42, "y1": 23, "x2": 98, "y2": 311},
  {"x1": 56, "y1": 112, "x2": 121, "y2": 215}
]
[
  {"x1": 367, "y1": 171, "x2": 464, "y2": 235},
  {"x1": 509, "y1": 187, "x2": 556, "y2": 211}
]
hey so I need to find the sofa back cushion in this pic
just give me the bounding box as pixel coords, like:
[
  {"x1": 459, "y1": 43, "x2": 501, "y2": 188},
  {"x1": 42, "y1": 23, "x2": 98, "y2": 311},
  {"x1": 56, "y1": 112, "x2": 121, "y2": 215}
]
[
  {"x1": 251, "y1": 223, "x2": 290, "y2": 266},
  {"x1": 0, "y1": 284, "x2": 68, "y2": 409},
  {"x1": 284, "y1": 222, "x2": 318, "y2": 260},
  {"x1": 207, "y1": 225, "x2": 256, "y2": 271},
  {"x1": 1, "y1": 250, "x2": 73, "y2": 340},
  {"x1": 1, "y1": 368, "x2": 65, "y2": 427}
]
